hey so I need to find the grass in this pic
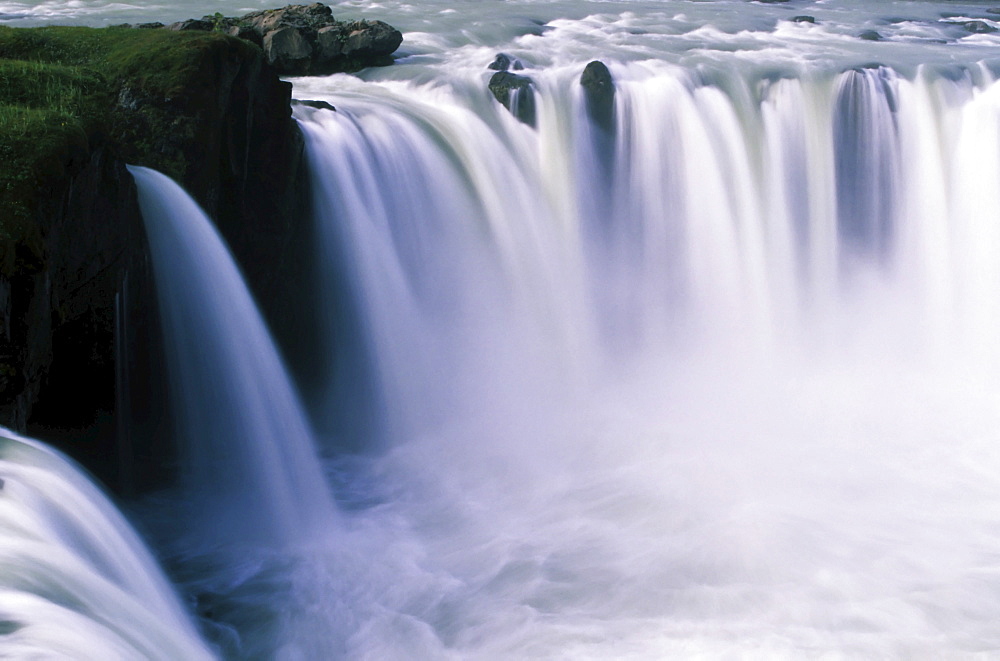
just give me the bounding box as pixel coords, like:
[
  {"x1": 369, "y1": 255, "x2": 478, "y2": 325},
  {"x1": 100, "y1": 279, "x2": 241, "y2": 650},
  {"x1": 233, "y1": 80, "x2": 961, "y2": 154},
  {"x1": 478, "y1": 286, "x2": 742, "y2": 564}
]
[{"x1": 0, "y1": 25, "x2": 259, "y2": 274}]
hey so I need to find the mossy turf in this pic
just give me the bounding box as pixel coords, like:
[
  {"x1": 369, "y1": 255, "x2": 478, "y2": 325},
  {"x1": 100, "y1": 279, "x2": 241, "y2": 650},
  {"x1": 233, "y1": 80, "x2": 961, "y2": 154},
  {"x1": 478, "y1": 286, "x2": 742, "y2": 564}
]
[{"x1": 0, "y1": 26, "x2": 258, "y2": 273}]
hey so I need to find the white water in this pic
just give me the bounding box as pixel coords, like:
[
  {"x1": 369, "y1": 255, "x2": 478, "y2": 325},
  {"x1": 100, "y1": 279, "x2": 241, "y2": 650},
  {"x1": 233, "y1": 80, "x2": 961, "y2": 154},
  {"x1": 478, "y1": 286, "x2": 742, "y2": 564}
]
[
  {"x1": 8, "y1": 0, "x2": 1000, "y2": 657},
  {"x1": 0, "y1": 428, "x2": 213, "y2": 659},
  {"x1": 288, "y1": 62, "x2": 1000, "y2": 657},
  {"x1": 129, "y1": 166, "x2": 336, "y2": 549}
]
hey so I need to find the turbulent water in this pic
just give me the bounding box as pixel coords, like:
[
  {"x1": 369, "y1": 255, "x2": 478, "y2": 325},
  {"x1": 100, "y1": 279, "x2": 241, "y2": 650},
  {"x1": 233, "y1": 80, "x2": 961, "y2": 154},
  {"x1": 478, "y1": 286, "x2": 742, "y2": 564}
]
[{"x1": 9, "y1": 0, "x2": 1000, "y2": 658}]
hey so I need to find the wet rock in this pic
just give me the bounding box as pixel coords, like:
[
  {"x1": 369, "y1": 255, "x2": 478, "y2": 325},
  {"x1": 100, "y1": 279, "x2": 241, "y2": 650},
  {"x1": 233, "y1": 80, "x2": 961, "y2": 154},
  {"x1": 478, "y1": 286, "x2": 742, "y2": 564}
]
[
  {"x1": 963, "y1": 20, "x2": 998, "y2": 33},
  {"x1": 489, "y1": 71, "x2": 536, "y2": 127},
  {"x1": 580, "y1": 60, "x2": 615, "y2": 133},
  {"x1": 792, "y1": 15, "x2": 816, "y2": 24},
  {"x1": 292, "y1": 99, "x2": 336, "y2": 111},
  {"x1": 488, "y1": 53, "x2": 524, "y2": 72},
  {"x1": 859, "y1": 30, "x2": 883, "y2": 41}
]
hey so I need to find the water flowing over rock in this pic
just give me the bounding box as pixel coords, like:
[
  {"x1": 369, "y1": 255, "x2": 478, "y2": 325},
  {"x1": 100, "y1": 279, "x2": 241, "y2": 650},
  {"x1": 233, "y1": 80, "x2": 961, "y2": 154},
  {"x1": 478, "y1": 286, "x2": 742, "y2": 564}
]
[
  {"x1": 580, "y1": 60, "x2": 615, "y2": 133},
  {"x1": 489, "y1": 71, "x2": 537, "y2": 126},
  {"x1": 488, "y1": 52, "x2": 524, "y2": 71}
]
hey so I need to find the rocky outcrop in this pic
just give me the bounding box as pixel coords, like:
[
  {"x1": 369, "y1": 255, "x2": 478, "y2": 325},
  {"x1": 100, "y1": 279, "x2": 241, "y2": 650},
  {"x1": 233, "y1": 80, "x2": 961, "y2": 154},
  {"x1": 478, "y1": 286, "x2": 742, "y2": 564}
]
[
  {"x1": 0, "y1": 26, "x2": 310, "y2": 492},
  {"x1": 489, "y1": 71, "x2": 537, "y2": 127},
  {"x1": 158, "y1": 3, "x2": 404, "y2": 76}
]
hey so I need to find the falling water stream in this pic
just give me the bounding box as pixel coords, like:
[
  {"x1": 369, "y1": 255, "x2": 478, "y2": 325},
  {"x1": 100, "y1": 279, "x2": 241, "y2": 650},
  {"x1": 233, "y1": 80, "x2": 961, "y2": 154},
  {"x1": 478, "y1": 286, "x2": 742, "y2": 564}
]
[{"x1": 6, "y1": 0, "x2": 1000, "y2": 658}]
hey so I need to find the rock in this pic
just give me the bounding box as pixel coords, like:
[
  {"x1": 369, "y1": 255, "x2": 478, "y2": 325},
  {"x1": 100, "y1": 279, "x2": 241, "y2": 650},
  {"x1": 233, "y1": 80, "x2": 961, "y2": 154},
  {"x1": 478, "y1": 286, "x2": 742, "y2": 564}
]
[
  {"x1": 489, "y1": 71, "x2": 536, "y2": 127},
  {"x1": 859, "y1": 30, "x2": 882, "y2": 41},
  {"x1": 580, "y1": 60, "x2": 615, "y2": 133},
  {"x1": 963, "y1": 20, "x2": 998, "y2": 33},
  {"x1": 166, "y1": 18, "x2": 212, "y2": 31},
  {"x1": 292, "y1": 99, "x2": 336, "y2": 111},
  {"x1": 263, "y1": 27, "x2": 314, "y2": 70},
  {"x1": 792, "y1": 15, "x2": 816, "y2": 24},
  {"x1": 223, "y1": 3, "x2": 402, "y2": 75},
  {"x1": 341, "y1": 20, "x2": 403, "y2": 58},
  {"x1": 316, "y1": 26, "x2": 345, "y2": 59},
  {"x1": 136, "y1": 22, "x2": 164, "y2": 29},
  {"x1": 241, "y1": 2, "x2": 334, "y2": 33},
  {"x1": 0, "y1": 26, "x2": 309, "y2": 494},
  {"x1": 488, "y1": 53, "x2": 524, "y2": 72},
  {"x1": 226, "y1": 24, "x2": 263, "y2": 47}
]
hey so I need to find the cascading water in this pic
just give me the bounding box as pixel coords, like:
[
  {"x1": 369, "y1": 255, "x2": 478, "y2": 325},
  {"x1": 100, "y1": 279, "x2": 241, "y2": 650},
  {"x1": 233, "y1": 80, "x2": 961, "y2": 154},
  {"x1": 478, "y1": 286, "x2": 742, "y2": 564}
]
[
  {"x1": 128, "y1": 166, "x2": 336, "y2": 549},
  {"x1": 285, "y1": 60, "x2": 1000, "y2": 656},
  {"x1": 10, "y1": 0, "x2": 1000, "y2": 656},
  {"x1": 0, "y1": 428, "x2": 212, "y2": 659}
]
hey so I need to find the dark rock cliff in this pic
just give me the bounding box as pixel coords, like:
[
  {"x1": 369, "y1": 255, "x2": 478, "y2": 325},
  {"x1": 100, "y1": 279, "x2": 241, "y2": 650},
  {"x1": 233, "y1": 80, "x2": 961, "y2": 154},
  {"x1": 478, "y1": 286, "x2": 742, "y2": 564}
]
[{"x1": 0, "y1": 27, "x2": 314, "y2": 491}]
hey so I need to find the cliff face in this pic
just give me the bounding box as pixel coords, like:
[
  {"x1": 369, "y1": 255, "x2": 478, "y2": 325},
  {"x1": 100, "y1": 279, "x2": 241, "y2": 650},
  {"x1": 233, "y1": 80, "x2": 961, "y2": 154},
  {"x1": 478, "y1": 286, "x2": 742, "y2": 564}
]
[{"x1": 0, "y1": 27, "x2": 309, "y2": 491}]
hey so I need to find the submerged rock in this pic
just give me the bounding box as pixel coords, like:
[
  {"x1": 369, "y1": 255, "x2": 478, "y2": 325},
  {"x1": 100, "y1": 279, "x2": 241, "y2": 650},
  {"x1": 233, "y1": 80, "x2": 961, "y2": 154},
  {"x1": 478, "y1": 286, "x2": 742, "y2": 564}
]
[
  {"x1": 489, "y1": 71, "x2": 537, "y2": 127},
  {"x1": 580, "y1": 60, "x2": 615, "y2": 134},
  {"x1": 488, "y1": 53, "x2": 524, "y2": 72},
  {"x1": 792, "y1": 15, "x2": 816, "y2": 24},
  {"x1": 963, "y1": 20, "x2": 998, "y2": 33},
  {"x1": 859, "y1": 30, "x2": 883, "y2": 41}
]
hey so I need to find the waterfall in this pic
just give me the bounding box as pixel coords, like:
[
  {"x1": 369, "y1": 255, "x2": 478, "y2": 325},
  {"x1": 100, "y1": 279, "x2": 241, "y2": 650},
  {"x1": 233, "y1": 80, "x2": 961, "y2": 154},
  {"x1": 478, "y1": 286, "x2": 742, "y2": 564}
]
[
  {"x1": 0, "y1": 428, "x2": 213, "y2": 659},
  {"x1": 284, "y1": 62, "x2": 1000, "y2": 656},
  {"x1": 128, "y1": 166, "x2": 336, "y2": 549}
]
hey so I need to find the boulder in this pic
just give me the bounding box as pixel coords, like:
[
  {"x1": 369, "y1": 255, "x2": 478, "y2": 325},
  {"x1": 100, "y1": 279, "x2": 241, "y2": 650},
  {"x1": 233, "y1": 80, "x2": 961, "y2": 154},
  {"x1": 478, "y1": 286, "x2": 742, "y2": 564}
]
[
  {"x1": 263, "y1": 26, "x2": 313, "y2": 70},
  {"x1": 489, "y1": 71, "x2": 536, "y2": 127},
  {"x1": 241, "y1": 2, "x2": 334, "y2": 33},
  {"x1": 792, "y1": 16, "x2": 816, "y2": 24},
  {"x1": 859, "y1": 30, "x2": 882, "y2": 41},
  {"x1": 488, "y1": 53, "x2": 524, "y2": 72},
  {"x1": 963, "y1": 20, "x2": 998, "y2": 33},
  {"x1": 580, "y1": 60, "x2": 615, "y2": 133},
  {"x1": 223, "y1": 3, "x2": 402, "y2": 75}
]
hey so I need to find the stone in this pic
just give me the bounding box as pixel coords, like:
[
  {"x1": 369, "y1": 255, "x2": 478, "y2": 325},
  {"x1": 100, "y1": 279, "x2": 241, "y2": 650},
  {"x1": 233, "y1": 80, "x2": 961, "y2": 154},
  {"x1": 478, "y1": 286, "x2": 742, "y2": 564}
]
[
  {"x1": 580, "y1": 60, "x2": 615, "y2": 133},
  {"x1": 316, "y1": 26, "x2": 345, "y2": 60},
  {"x1": 166, "y1": 19, "x2": 212, "y2": 31},
  {"x1": 292, "y1": 99, "x2": 336, "y2": 111},
  {"x1": 263, "y1": 27, "x2": 314, "y2": 70},
  {"x1": 489, "y1": 71, "x2": 536, "y2": 127},
  {"x1": 964, "y1": 20, "x2": 998, "y2": 33},
  {"x1": 488, "y1": 53, "x2": 524, "y2": 71},
  {"x1": 859, "y1": 30, "x2": 882, "y2": 41},
  {"x1": 341, "y1": 20, "x2": 403, "y2": 57},
  {"x1": 792, "y1": 16, "x2": 816, "y2": 24}
]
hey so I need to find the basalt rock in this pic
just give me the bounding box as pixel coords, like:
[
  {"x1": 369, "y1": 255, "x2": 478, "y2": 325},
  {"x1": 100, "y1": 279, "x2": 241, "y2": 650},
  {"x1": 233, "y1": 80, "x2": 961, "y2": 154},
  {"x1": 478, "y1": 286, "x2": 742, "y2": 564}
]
[
  {"x1": 0, "y1": 26, "x2": 310, "y2": 492},
  {"x1": 580, "y1": 60, "x2": 615, "y2": 134},
  {"x1": 489, "y1": 71, "x2": 537, "y2": 127},
  {"x1": 488, "y1": 53, "x2": 524, "y2": 72},
  {"x1": 963, "y1": 20, "x2": 998, "y2": 33},
  {"x1": 183, "y1": 3, "x2": 403, "y2": 75}
]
